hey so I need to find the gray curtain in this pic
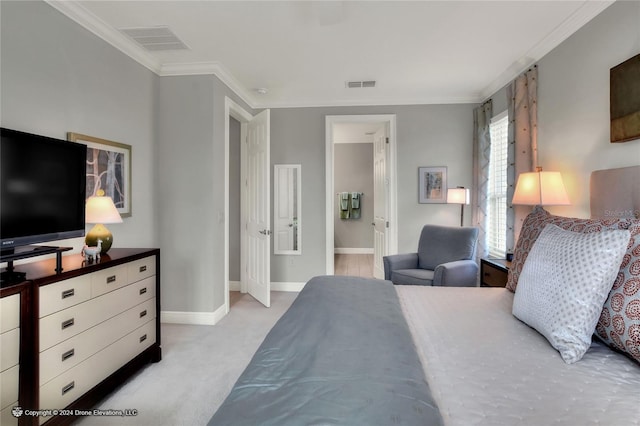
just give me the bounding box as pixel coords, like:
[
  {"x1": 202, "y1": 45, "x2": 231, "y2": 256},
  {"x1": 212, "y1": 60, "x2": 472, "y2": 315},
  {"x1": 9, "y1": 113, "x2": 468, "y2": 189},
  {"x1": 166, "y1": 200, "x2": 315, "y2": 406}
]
[
  {"x1": 506, "y1": 66, "x2": 537, "y2": 253},
  {"x1": 472, "y1": 99, "x2": 492, "y2": 261}
]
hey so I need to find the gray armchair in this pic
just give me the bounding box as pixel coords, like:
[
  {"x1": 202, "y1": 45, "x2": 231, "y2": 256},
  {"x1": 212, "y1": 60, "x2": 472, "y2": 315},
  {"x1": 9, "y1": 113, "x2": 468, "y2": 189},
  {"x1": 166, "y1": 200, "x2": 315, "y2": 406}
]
[{"x1": 384, "y1": 224, "x2": 479, "y2": 286}]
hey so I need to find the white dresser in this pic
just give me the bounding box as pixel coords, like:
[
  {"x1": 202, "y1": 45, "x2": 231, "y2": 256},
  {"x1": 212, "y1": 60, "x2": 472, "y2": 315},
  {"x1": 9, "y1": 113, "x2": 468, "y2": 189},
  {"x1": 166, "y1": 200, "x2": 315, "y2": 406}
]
[
  {"x1": 2, "y1": 248, "x2": 160, "y2": 426},
  {"x1": 1, "y1": 292, "x2": 21, "y2": 426}
]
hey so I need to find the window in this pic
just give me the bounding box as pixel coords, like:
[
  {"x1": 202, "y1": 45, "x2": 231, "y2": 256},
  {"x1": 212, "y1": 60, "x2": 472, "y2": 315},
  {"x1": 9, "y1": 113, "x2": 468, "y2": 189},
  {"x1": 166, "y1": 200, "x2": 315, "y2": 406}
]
[{"x1": 487, "y1": 111, "x2": 508, "y2": 258}]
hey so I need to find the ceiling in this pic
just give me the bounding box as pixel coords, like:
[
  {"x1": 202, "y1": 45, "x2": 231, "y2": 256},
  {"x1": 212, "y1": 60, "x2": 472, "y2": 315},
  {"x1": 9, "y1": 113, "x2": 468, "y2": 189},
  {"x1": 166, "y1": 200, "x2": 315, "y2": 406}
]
[{"x1": 46, "y1": 1, "x2": 614, "y2": 109}]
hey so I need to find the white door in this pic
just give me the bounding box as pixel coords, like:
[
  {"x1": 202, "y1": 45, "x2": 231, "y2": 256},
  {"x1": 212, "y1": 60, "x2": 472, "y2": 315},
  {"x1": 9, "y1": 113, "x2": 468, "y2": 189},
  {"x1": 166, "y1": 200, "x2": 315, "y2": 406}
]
[
  {"x1": 244, "y1": 109, "x2": 271, "y2": 307},
  {"x1": 373, "y1": 125, "x2": 389, "y2": 279}
]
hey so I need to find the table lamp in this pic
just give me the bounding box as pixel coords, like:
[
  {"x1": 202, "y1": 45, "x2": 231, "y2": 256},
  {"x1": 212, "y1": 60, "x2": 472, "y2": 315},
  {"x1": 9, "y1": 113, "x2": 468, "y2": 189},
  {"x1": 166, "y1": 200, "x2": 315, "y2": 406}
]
[
  {"x1": 512, "y1": 167, "x2": 570, "y2": 206},
  {"x1": 447, "y1": 187, "x2": 470, "y2": 226},
  {"x1": 85, "y1": 189, "x2": 123, "y2": 253}
]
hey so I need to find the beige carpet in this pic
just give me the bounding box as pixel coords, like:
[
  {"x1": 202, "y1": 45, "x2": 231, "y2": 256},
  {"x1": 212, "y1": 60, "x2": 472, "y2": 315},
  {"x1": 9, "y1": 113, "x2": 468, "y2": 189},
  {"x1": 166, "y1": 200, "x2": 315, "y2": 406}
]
[{"x1": 75, "y1": 291, "x2": 297, "y2": 426}]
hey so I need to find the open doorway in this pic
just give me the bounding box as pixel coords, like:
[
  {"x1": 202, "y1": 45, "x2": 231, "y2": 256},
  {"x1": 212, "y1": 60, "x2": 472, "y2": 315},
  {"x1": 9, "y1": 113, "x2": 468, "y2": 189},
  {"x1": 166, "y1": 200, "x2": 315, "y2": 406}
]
[
  {"x1": 224, "y1": 98, "x2": 272, "y2": 314},
  {"x1": 325, "y1": 115, "x2": 398, "y2": 279}
]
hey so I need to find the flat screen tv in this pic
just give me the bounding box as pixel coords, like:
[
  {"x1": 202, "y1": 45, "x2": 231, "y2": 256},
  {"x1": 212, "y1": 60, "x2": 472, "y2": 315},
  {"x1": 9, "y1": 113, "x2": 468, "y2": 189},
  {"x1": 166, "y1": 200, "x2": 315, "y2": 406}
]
[{"x1": 1, "y1": 127, "x2": 87, "y2": 254}]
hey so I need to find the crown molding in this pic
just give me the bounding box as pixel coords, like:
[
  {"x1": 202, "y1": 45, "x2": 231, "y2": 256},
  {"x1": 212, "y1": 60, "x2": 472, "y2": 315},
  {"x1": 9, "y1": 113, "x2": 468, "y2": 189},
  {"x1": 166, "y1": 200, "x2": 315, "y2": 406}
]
[
  {"x1": 159, "y1": 62, "x2": 257, "y2": 108},
  {"x1": 45, "y1": 0, "x2": 613, "y2": 110},
  {"x1": 479, "y1": 0, "x2": 615, "y2": 101}
]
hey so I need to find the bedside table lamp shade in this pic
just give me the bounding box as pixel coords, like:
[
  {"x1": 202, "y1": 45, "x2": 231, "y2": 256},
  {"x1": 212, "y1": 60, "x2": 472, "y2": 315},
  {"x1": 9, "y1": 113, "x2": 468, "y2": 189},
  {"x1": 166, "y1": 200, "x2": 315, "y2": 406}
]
[
  {"x1": 512, "y1": 167, "x2": 570, "y2": 206},
  {"x1": 85, "y1": 190, "x2": 122, "y2": 253}
]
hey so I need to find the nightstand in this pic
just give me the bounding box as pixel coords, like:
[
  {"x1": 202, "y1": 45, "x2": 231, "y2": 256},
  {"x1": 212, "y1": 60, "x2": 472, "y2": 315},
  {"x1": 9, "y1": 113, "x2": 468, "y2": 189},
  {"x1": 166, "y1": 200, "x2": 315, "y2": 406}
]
[{"x1": 480, "y1": 258, "x2": 511, "y2": 287}]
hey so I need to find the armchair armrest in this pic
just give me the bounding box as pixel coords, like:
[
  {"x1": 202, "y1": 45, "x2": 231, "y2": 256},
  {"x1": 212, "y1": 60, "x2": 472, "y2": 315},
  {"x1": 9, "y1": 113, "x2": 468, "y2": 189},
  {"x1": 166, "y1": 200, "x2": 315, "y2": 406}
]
[
  {"x1": 433, "y1": 260, "x2": 479, "y2": 287},
  {"x1": 383, "y1": 253, "x2": 419, "y2": 280}
]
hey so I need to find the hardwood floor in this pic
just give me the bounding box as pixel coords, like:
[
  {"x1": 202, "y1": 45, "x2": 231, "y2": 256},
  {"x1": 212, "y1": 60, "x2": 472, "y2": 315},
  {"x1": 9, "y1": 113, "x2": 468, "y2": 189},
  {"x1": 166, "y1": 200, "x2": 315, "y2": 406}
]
[{"x1": 334, "y1": 253, "x2": 374, "y2": 278}]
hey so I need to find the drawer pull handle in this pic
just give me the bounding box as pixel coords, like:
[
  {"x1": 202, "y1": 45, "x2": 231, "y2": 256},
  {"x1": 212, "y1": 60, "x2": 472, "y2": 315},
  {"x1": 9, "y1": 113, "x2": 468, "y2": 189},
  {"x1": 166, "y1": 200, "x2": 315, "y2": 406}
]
[
  {"x1": 139, "y1": 265, "x2": 147, "y2": 272},
  {"x1": 140, "y1": 334, "x2": 147, "y2": 343},
  {"x1": 140, "y1": 287, "x2": 147, "y2": 295},
  {"x1": 61, "y1": 381, "x2": 75, "y2": 395},
  {"x1": 61, "y1": 318, "x2": 75, "y2": 330},
  {"x1": 140, "y1": 310, "x2": 147, "y2": 318},
  {"x1": 106, "y1": 275, "x2": 117, "y2": 284},
  {"x1": 61, "y1": 349, "x2": 75, "y2": 362},
  {"x1": 61, "y1": 289, "x2": 75, "y2": 299}
]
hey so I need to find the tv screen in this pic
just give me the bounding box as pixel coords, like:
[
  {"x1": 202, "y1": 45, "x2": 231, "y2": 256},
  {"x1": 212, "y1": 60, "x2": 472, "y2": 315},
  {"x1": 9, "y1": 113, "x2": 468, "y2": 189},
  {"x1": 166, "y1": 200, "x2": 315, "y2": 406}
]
[{"x1": 1, "y1": 128, "x2": 87, "y2": 252}]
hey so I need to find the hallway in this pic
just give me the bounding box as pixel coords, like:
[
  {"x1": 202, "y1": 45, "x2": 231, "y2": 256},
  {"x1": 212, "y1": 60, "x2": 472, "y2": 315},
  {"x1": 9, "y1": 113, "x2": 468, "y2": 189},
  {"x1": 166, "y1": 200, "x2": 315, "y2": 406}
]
[{"x1": 334, "y1": 254, "x2": 374, "y2": 278}]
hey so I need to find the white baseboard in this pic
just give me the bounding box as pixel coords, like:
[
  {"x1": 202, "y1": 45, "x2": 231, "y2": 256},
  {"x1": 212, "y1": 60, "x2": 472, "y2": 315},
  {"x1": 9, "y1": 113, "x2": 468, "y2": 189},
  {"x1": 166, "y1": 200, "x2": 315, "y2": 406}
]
[
  {"x1": 162, "y1": 281, "x2": 305, "y2": 325},
  {"x1": 161, "y1": 304, "x2": 226, "y2": 325},
  {"x1": 334, "y1": 248, "x2": 374, "y2": 254}
]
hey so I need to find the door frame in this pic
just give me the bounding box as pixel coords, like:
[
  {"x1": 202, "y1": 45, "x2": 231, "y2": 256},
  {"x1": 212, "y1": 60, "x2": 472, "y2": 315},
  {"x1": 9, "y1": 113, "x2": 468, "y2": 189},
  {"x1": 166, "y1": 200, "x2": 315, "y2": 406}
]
[
  {"x1": 325, "y1": 114, "x2": 398, "y2": 275},
  {"x1": 224, "y1": 96, "x2": 253, "y2": 315}
]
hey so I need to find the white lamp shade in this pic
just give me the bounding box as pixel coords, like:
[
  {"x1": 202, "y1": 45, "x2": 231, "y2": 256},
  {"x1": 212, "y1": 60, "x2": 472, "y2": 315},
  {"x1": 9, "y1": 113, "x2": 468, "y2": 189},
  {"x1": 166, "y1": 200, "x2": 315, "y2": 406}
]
[
  {"x1": 512, "y1": 170, "x2": 570, "y2": 205},
  {"x1": 447, "y1": 187, "x2": 470, "y2": 205},
  {"x1": 85, "y1": 195, "x2": 123, "y2": 224}
]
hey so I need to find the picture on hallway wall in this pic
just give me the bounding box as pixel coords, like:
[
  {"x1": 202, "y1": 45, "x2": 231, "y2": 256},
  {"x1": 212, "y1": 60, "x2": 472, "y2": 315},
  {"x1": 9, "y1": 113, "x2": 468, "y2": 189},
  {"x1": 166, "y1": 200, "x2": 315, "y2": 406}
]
[
  {"x1": 418, "y1": 166, "x2": 447, "y2": 204},
  {"x1": 68, "y1": 132, "x2": 132, "y2": 217}
]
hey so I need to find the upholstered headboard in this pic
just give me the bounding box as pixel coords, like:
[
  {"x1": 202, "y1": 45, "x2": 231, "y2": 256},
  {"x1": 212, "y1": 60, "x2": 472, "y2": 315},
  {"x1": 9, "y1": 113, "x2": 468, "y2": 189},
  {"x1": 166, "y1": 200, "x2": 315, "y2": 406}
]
[{"x1": 590, "y1": 165, "x2": 640, "y2": 219}]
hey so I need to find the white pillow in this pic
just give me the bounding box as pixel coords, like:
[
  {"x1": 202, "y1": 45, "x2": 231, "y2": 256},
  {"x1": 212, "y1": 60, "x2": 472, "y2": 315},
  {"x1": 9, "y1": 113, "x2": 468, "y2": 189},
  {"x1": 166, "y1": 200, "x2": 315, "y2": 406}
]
[{"x1": 512, "y1": 224, "x2": 630, "y2": 364}]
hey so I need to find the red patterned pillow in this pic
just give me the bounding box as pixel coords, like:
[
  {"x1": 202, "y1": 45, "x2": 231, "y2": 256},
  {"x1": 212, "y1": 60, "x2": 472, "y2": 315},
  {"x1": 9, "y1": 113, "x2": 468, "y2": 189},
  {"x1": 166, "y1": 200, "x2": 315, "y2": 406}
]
[
  {"x1": 506, "y1": 206, "x2": 636, "y2": 292},
  {"x1": 595, "y1": 223, "x2": 640, "y2": 364}
]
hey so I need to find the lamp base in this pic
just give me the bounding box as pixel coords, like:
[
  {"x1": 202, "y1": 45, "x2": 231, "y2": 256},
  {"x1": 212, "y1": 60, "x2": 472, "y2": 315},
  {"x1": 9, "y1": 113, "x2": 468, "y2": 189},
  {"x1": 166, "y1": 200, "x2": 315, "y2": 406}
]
[{"x1": 86, "y1": 223, "x2": 113, "y2": 254}]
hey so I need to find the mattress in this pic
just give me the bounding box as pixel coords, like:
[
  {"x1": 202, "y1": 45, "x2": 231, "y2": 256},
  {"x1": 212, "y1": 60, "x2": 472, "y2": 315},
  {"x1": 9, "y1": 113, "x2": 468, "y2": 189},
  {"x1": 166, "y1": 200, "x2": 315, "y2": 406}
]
[{"x1": 396, "y1": 286, "x2": 640, "y2": 426}]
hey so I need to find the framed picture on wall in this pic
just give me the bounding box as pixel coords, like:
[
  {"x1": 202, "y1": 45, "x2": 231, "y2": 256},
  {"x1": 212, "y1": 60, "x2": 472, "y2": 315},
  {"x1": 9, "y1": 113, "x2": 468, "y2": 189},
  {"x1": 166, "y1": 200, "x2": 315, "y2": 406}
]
[
  {"x1": 68, "y1": 132, "x2": 132, "y2": 217},
  {"x1": 610, "y1": 53, "x2": 640, "y2": 143},
  {"x1": 418, "y1": 166, "x2": 447, "y2": 204}
]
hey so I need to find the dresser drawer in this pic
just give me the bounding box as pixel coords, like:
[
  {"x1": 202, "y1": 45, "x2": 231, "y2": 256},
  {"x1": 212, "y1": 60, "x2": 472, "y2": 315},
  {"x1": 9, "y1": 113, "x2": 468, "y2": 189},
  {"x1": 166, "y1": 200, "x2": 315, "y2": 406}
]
[
  {"x1": 40, "y1": 277, "x2": 156, "y2": 351},
  {"x1": 90, "y1": 265, "x2": 128, "y2": 298},
  {"x1": 0, "y1": 294, "x2": 19, "y2": 333},
  {"x1": 1, "y1": 401, "x2": 18, "y2": 426},
  {"x1": 40, "y1": 275, "x2": 91, "y2": 318},
  {"x1": 0, "y1": 364, "x2": 19, "y2": 410},
  {"x1": 0, "y1": 328, "x2": 19, "y2": 372},
  {"x1": 40, "y1": 298, "x2": 156, "y2": 386},
  {"x1": 39, "y1": 320, "x2": 156, "y2": 413},
  {"x1": 128, "y1": 256, "x2": 156, "y2": 283}
]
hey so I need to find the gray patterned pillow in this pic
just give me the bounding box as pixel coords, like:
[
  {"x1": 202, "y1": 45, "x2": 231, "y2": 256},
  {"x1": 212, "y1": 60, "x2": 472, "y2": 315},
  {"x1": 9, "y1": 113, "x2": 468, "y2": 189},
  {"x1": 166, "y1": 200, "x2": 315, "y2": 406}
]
[{"x1": 512, "y1": 224, "x2": 630, "y2": 364}]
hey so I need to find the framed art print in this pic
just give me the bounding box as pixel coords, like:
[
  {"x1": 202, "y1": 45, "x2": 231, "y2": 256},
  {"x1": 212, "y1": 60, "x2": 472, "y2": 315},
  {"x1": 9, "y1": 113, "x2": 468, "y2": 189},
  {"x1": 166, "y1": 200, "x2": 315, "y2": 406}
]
[
  {"x1": 419, "y1": 166, "x2": 447, "y2": 204},
  {"x1": 68, "y1": 132, "x2": 132, "y2": 217}
]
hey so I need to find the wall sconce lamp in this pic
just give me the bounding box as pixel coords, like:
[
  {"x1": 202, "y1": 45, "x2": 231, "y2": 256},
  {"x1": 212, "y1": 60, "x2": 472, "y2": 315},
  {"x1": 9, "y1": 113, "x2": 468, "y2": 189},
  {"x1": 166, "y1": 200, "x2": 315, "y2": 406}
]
[
  {"x1": 85, "y1": 189, "x2": 123, "y2": 254},
  {"x1": 447, "y1": 187, "x2": 470, "y2": 226},
  {"x1": 512, "y1": 167, "x2": 570, "y2": 206}
]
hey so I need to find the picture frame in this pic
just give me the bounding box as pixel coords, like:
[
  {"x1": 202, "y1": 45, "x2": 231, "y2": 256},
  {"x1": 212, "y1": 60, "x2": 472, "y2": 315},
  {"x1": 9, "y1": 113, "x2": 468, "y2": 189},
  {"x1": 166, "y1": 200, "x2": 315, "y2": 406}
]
[
  {"x1": 67, "y1": 132, "x2": 132, "y2": 217},
  {"x1": 418, "y1": 166, "x2": 447, "y2": 204},
  {"x1": 610, "y1": 53, "x2": 640, "y2": 143}
]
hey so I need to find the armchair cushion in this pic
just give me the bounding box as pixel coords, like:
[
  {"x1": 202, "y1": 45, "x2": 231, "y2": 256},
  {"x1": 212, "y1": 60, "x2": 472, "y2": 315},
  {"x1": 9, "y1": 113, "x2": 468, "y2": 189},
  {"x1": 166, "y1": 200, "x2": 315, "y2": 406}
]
[
  {"x1": 418, "y1": 225, "x2": 479, "y2": 271},
  {"x1": 390, "y1": 269, "x2": 435, "y2": 286}
]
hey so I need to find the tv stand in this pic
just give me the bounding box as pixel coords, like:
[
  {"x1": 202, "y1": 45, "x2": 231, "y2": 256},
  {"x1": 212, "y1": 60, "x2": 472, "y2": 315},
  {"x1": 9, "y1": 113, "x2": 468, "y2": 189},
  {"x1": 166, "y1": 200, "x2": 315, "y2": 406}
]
[{"x1": 1, "y1": 246, "x2": 72, "y2": 285}]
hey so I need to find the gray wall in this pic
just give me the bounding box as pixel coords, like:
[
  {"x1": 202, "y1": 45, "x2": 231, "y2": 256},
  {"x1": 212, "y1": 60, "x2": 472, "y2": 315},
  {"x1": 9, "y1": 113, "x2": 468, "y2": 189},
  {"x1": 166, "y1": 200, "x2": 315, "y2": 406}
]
[
  {"x1": 155, "y1": 75, "x2": 253, "y2": 313},
  {"x1": 270, "y1": 104, "x2": 476, "y2": 283},
  {"x1": 334, "y1": 143, "x2": 374, "y2": 249},
  {"x1": 485, "y1": 0, "x2": 640, "y2": 219},
  {"x1": 0, "y1": 1, "x2": 157, "y2": 253}
]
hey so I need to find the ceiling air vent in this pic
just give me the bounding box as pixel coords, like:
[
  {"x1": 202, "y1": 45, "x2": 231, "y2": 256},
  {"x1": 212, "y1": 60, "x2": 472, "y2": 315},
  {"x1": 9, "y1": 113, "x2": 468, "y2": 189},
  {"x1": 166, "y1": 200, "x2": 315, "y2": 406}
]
[
  {"x1": 346, "y1": 80, "x2": 376, "y2": 88},
  {"x1": 120, "y1": 26, "x2": 189, "y2": 51}
]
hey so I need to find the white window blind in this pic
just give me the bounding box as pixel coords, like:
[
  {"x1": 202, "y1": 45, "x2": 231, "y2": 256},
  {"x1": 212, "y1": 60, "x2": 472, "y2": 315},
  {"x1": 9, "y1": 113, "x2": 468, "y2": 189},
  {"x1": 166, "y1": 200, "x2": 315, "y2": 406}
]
[{"x1": 487, "y1": 111, "x2": 508, "y2": 258}]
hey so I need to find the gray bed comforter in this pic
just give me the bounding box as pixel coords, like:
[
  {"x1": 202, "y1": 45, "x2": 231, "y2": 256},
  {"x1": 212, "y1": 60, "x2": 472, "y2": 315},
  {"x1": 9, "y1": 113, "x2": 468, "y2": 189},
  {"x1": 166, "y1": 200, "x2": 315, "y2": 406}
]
[{"x1": 208, "y1": 275, "x2": 443, "y2": 426}]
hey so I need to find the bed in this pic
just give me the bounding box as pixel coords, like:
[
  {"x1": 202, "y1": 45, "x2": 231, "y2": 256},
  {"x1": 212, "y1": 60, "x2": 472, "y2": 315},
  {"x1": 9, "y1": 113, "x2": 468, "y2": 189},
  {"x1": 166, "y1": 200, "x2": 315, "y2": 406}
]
[{"x1": 210, "y1": 166, "x2": 640, "y2": 425}]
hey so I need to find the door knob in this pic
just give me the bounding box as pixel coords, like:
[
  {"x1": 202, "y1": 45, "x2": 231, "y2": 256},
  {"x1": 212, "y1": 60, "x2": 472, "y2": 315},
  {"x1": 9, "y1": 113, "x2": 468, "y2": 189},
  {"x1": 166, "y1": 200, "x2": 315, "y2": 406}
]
[{"x1": 259, "y1": 229, "x2": 271, "y2": 235}]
